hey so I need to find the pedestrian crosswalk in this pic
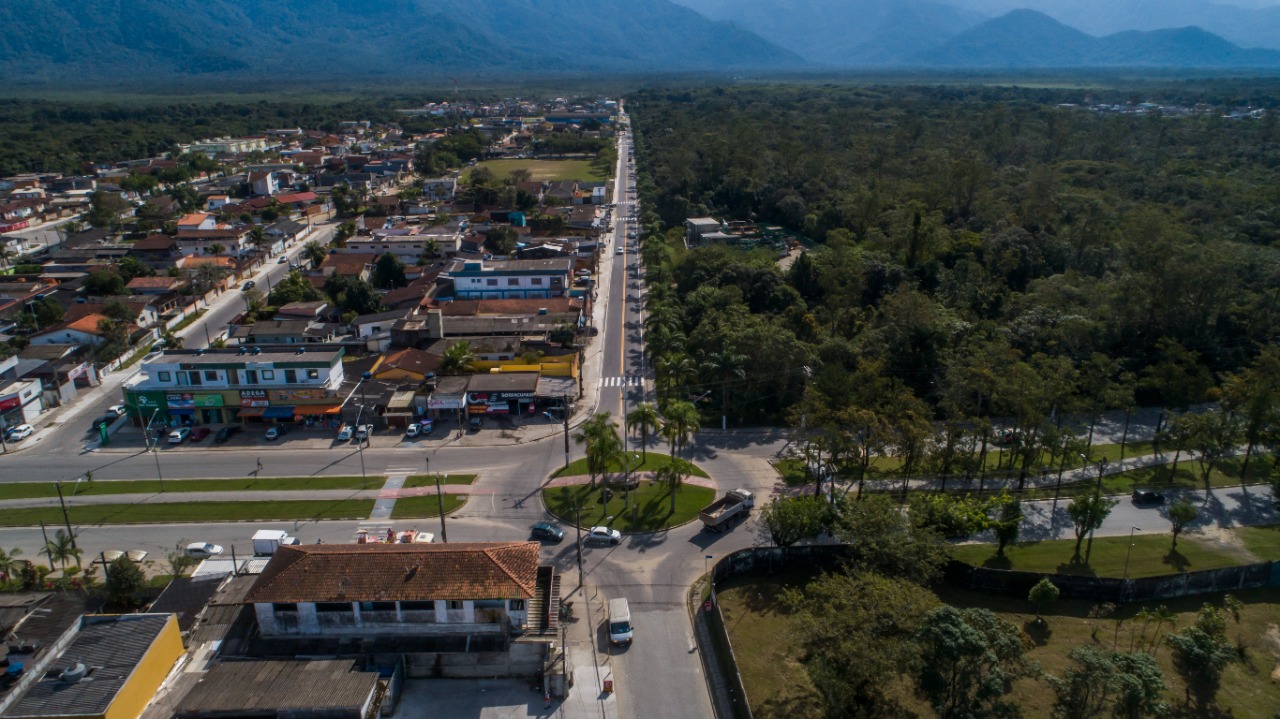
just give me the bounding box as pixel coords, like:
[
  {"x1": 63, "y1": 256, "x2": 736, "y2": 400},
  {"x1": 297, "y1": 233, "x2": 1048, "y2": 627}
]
[{"x1": 598, "y1": 376, "x2": 644, "y2": 388}]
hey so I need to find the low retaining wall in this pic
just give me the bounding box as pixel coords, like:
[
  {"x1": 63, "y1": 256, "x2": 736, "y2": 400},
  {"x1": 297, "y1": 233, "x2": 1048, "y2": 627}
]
[{"x1": 944, "y1": 559, "x2": 1280, "y2": 603}]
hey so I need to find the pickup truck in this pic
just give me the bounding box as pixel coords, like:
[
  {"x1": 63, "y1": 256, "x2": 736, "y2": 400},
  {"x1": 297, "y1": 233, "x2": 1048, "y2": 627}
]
[{"x1": 699, "y1": 489, "x2": 755, "y2": 532}]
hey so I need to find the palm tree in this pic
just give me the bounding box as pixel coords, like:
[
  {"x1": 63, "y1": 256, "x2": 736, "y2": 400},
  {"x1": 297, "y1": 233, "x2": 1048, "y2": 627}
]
[
  {"x1": 626, "y1": 402, "x2": 661, "y2": 462},
  {"x1": 573, "y1": 412, "x2": 622, "y2": 488},
  {"x1": 301, "y1": 240, "x2": 328, "y2": 267},
  {"x1": 702, "y1": 347, "x2": 747, "y2": 431},
  {"x1": 439, "y1": 341, "x2": 475, "y2": 376},
  {"x1": 45, "y1": 530, "x2": 81, "y2": 570},
  {"x1": 662, "y1": 400, "x2": 701, "y2": 460},
  {"x1": 656, "y1": 353, "x2": 697, "y2": 404},
  {"x1": 249, "y1": 225, "x2": 267, "y2": 249},
  {"x1": 656, "y1": 457, "x2": 695, "y2": 514},
  {"x1": 0, "y1": 546, "x2": 23, "y2": 585}
]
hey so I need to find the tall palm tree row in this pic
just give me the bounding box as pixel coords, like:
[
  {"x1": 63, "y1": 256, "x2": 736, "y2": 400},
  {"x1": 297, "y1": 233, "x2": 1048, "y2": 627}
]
[{"x1": 626, "y1": 402, "x2": 661, "y2": 462}]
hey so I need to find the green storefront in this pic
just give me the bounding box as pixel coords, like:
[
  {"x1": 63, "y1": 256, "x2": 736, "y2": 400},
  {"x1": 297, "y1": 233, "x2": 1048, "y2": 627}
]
[{"x1": 125, "y1": 389, "x2": 232, "y2": 426}]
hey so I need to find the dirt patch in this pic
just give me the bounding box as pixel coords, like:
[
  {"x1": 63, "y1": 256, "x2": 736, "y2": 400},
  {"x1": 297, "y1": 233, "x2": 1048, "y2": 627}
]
[
  {"x1": 1187, "y1": 525, "x2": 1261, "y2": 562},
  {"x1": 1265, "y1": 624, "x2": 1280, "y2": 681}
]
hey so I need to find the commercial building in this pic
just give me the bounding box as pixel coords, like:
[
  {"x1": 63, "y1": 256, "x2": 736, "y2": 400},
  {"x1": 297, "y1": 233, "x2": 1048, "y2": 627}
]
[
  {"x1": 121, "y1": 348, "x2": 346, "y2": 426},
  {"x1": 444, "y1": 258, "x2": 573, "y2": 300},
  {"x1": 0, "y1": 614, "x2": 184, "y2": 719}
]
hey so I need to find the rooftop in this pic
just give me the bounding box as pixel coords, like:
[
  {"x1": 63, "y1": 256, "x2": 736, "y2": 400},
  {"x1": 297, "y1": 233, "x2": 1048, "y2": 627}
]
[
  {"x1": 173, "y1": 660, "x2": 379, "y2": 719},
  {"x1": 3, "y1": 614, "x2": 174, "y2": 719},
  {"x1": 466, "y1": 372, "x2": 539, "y2": 393},
  {"x1": 144, "y1": 348, "x2": 343, "y2": 366},
  {"x1": 243, "y1": 542, "x2": 541, "y2": 603}
]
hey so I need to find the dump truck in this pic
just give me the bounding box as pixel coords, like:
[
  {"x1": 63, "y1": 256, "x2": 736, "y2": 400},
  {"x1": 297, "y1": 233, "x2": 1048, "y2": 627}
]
[{"x1": 698, "y1": 489, "x2": 755, "y2": 532}]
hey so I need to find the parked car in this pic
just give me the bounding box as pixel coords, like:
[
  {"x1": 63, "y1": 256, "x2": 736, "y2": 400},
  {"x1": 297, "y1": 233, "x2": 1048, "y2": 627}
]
[
  {"x1": 167, "y1": 427, "x2": 191, "y2": 444},
  {"x1": 214, "y1": 425, "x2": 241, "y2": 443},
  {"x1": 336, "y1": 424, "x2": 354, "y2": 442},
  {"x1": 189, "y1": 427, "x2": 212, "y2": 441},
  {"x1": 105, "y1": 405, "x2": 126, "y2": 419},
  {"x1": 469, "y1": 416, "x2": 483, "y2": 432},
  {"x1": 277, "y1": 256, "x2": 287, "y2": 263},
  {"x1": 184, "y1": 542, "x2": 224, "y2": 559},
  {"x1": 531, "y1": 522, "x2": 565, "y2": 543},
  {"x1": 241, "y1": 280, "x2": 256, "y2": 291},
  {"x1": 615, "y1": 247, "x2": 625, "y2": 255},
  {"x1": 584, "y1": 526, "x2": 622, "y2": 546},
  {"x1": 6, "y1": 424, "x2": 34, "y2": 441},
  {"x1": 354, "y1": 424, "x2": 373, "y2": 441},
  {"x1": 89, "y1": 415, "x2": 113, "y2": 430},
  {"x1": 405, "y1": 424, "x2": 421, "y2": 438},
  {"x1": 1132, "y1": 489, "x2": 1166, "y2": 506},
  {"x1": 265, "y1": 426, "x2": 289, "y2": 441}
]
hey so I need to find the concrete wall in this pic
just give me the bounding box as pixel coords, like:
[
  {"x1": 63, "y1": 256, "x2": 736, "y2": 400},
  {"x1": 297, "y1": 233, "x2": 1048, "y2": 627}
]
[{"x1": 397, "y1": 642, "x2": 545, "y2": 679}]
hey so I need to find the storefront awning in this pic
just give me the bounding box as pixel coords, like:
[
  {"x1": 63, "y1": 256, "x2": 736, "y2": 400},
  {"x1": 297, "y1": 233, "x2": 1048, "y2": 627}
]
[
  {"x1": 263, "y1": 406, "x2": 296, "y2": 419},
  {"x1": 387, "y1": 391, "x2": 416, "y2": 411},
  {"x1": 238, "y1": 407, "x2": 266, "y2": 417},
  {"x1": 297, "y1": 403, "x2": 343, "y2": 415}
]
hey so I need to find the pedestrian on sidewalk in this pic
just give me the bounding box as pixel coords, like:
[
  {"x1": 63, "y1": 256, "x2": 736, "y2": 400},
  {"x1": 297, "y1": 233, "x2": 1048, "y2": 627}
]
[{"x1": 256, "y1": 457, "x2": 263, "y2": 476}]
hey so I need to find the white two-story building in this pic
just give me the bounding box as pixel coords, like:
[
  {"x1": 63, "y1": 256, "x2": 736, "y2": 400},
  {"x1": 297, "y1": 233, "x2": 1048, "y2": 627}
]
[{"x1": 445, "y1": 258, "x2": 573, "y2": 300}]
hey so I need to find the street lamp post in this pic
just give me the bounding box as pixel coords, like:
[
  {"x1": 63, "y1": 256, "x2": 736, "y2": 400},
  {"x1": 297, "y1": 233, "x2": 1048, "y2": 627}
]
[
  {"x1": 428, "y1": 456, "x2": 448, "y2": 543},
  {"x1": 1122, "y1": 525, "x2": 1141, "y2": 582},
  {"x1": 143, "y1": 406, "x2": 165, "y2": 492}
]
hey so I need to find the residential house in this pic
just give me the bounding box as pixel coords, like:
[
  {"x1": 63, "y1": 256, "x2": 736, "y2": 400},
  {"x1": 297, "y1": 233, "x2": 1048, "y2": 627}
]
[
  {"x1": 0, "y1": 376, "x2": 45, "y2": 426},
  {"x1": 175, "y1": 227, "x2": 252, "y2": 256},
  {"x1": 272, "y1": 191, "x2": 319, "y2": 212},
  {"x1": 248, "y1": 172, "x2": 280, "y2": 197},
  {"x1": 543, "y1": 180, "x2": 576, "y2": 205},
  {"x1": 275, "y1": 300, "x2": 330, "y2": 320},
  {"x1": 232, "y1": 319, "x2": 339, "y2": 346},
  {"x1": 205, "y1": 194, "x2": 230, "y2": 211},
  {"x1": 444, "y1": 258, "x2": 573, "y2": 300},
  {"x1": 12, "y1": 342, "x2": 99, "y2": 408},
  {"x1": 318, "y1": 253, "x2": 376, "y2": 282},
  {"x1": 243, "y1": 543, "x2": 556, "y2": 677},
  {"x1": 128, "y1": 234, "x2": 181, "y2": 267},
  {"x1": 29, "y1": 312, "x2": 127, "y2": 348},
  {"x1": 370, "y1": 347, "x2": 440, "y2": 382},
  {"x1": 177, "y1": 213, "x2": 218, "y2": 232},
  {"x1": 126, "y1": 276, "x2": 184, "y2": 296},
  {"x1": 423, "y1": 178, "x2": 457, "y2": 202}
]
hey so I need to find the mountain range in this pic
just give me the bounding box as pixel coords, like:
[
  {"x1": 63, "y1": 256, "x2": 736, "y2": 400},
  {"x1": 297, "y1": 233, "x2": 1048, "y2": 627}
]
[
  {"x1": 0, "y1": 0, "x2": 800, "y2": 86},
  {"x1": 5, "y1": 0, "x2": 1280, "y2": 86}
]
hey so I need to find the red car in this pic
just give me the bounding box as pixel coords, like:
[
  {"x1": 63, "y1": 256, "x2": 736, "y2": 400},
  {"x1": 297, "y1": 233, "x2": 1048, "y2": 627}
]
[{"x1": 189, "y1": 427, "x2": 212, "y2": 441}]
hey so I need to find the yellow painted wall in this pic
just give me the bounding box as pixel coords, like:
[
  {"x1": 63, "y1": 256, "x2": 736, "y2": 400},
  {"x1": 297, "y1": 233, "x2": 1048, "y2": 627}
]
[
  {"x1": 471, "y1": 357, "x2": 579, "y2": 378},
  {"x1": 103, "y1": 614, "x2": 185, "y2": 719}
]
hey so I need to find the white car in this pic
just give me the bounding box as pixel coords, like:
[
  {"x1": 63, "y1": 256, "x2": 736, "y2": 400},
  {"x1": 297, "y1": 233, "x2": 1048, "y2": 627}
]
[
  {"x1": 106, "y1": 405, "x2": 127, "y2": 419},
  {"x1": 184, "y1": 542, "x2": 224, "y2": 559},
  {"x1": 615, "y1": 247, "x2": 625, "y2": 255},
  {"x1": 354, "y1": 424, "x2": 373, "y2": 441},
  {"x1": 584, "y1": 526, "x2": 622, "y2": 546},
  {"x1": 6, "y1": 424, "x2": 34, "y2": 441},
  {"x1": 167, "y1": 427, "x2": 190, "y2": 444},
  {"x1": 336, "y1": 424, "x2": 354, "y2": 441}
]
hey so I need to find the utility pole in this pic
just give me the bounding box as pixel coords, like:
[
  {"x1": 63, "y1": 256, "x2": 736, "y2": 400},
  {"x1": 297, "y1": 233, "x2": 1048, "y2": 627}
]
[
  {"x1": 54, "y1": 482, "x2": 79, "y2": 565},
  {"x1": 562, "y1": 393, "x2": 571, "y2": 469},
  {"x1": 434, "y1": 473, "x2": 449, "y2": 543},
  {"x1": 39, "y1": 520, "x2": 54, "y2": 570},
  {"x1": 574, "y1": 501, "x2": 584, "y2": 587}
]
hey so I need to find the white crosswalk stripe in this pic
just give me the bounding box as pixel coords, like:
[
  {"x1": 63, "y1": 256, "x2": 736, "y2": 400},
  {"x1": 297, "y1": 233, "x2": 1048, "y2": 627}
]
[
  {"x1": 385, "y1": 468, "x2": 419, "y2": 475},
  {"x1": 597, "y1": 376, "x2": 644, "y2": 388}
]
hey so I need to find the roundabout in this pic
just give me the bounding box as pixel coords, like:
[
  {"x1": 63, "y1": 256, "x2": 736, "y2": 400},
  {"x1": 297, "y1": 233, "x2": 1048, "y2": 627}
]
[{"x1": 542, "y1": 453, "x2": 716, "y2": 533}]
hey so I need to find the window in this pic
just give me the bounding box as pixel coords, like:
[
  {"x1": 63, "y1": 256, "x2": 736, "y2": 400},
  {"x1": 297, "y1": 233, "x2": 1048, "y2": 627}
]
[
  {"x1": 508, "y1": 278, "x2": 519, "y2": 286},
  {"x1": 400, "y1": 601, "x2": 434, "y2": 611},
  {"x1": 509, "y1": 599, "x2": 526, "y2": 610},
  {"x1": 307, "y1": 369, "x2": 319, "y2": 380},
  {"x1": 315, "y1": 602, "x2": 352, "y2": 613},
  {"x1": 447, "y1": 600, "x2": 465, "y2": 610},
  {"x1": 284, "y1": 369, "x2": 297, "y2": 383},
  {"x1": 531, "y1": 278, "x2": 543, "y2": 285},
  {"x1": 157, "y1": 371, "x2": 171, "y2": 382},
  {"x1": 273, "y1": 603, "x2": 298, "y2": 613},
  {"x1": 188, "y1": 371, "x2": 202, "y2": 386},
  {"x1": 486, "y1": 279, "x2": 498, "y2": 286},
  {"x1": 204, "y1": 371, "x2": 218, "y2": 381},
  {"x1": 262, "y1": 370, "x2": 275, "y2": 380},
  {"x1": 359, "y1": 601, "x2": 396, "y2": 612},
  {"x1": 246, "y1": 370, "x2": 258, "y2": 385}
]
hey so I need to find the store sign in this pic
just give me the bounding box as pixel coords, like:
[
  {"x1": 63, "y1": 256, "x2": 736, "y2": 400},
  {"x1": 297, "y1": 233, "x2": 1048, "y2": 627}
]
[
  {"x1": 134, "y1": 395, "x2": 161, "y2": 409},
  {"x1": 271, "y1": 389, "x2": 324, "y2": 401},
  {"x1": 428, "y1": 395, "x2": 464, "y2": 410},
  {"x1": 240, "y1": 389, "x2": 269, "y2": 408},
  {"x1": 0, "y1": 396, "x2": 20, "y2": 412},
  {"x1": 167, "y1": 394, "x2": 195, "y2": 410}
]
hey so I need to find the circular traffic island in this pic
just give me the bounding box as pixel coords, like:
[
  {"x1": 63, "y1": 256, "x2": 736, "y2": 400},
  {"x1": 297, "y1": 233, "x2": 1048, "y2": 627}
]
[{"x1": 543, "y1": 455, "x2": 715, "y2": 533}]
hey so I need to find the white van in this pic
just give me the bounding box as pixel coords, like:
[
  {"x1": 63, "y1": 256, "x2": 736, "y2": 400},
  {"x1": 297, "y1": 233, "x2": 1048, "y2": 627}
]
[{"x1": 607, "y1": 597, "x2": 633, "y2": 646}]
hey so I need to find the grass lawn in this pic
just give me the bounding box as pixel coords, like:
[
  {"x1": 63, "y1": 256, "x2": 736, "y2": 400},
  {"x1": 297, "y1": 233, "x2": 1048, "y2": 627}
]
[
  {"x1": 463, "y1": 159, "x2": 607, "y2": 183},
  {"x1": 1234, "y1": 524, "x2": 1280, "y2": 559},
  {"x1": 0, "y1": 476, "x2": 381, "y2": 500},
  {"x1": 542, "y1": 480, "x2": 715, "y2": 533},
  {"x1": 389, "y1": 494, "x2": 467, "y2": 519},
  {"x1": 719, "y1": 570, "x2": 1280, "y2": 719},
  {"x1": 553, "y1": 452, "x2": 709, "y2": 479},
  {"x1": 404, "y1": 474, "x2": 477, "y2": 488},
  {"x1": 951, "y1": 533, "x2": 1250, "y2": 578},
  {"x1": 0, "y1": 500, "x2": 375, "y2": 526}
]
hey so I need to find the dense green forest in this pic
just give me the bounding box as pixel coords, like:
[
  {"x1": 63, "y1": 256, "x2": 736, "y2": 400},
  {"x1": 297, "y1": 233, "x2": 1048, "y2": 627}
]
[
  {"x1": 632, "y1": 83, "x2": 1280, "y2": 479},
  {"x1": 0, "y1": 97, "x2": 452, "y2": 176}
]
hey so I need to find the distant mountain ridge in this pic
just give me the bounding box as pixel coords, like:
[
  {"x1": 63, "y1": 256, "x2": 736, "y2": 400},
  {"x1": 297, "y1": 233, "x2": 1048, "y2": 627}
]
[
  {"x1": 0, "y1": 0, "x2": 803, "y2": 86},
  {"x1": 919, "y1": 9, "x2": 1280, "y2": 67},
  {"x1": 676, "y1": 0, "x2": 1280, "y2": 67}
]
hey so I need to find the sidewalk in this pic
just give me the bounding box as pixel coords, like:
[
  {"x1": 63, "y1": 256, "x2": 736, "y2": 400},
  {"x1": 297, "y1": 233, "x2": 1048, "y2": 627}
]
[
  {"x1": 557, "y1": 583, "x2": 620, "y2": 719},
  {"x1": 0, "y1": 484, "x2": 478, "y2": 510}
]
